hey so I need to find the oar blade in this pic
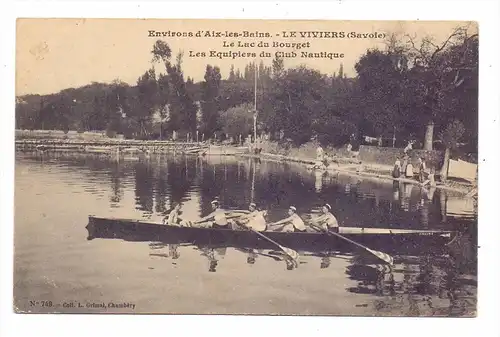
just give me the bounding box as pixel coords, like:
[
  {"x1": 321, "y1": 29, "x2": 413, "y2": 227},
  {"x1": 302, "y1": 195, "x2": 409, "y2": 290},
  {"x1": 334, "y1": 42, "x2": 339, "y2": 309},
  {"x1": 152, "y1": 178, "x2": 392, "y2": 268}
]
[
  {"x1": 367, "y1": 248, "x2": 394, "y2": 266},
  {"x1": 280, "y1": 245, "x2": 299, "y2": 261}
]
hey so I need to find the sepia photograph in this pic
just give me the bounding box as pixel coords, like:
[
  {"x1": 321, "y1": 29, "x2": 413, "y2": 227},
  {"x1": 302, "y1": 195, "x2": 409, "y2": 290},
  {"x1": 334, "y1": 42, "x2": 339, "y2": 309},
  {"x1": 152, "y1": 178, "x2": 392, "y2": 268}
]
[{"x1": 13, "y1": 17, "x2": 480, "y2": 318}]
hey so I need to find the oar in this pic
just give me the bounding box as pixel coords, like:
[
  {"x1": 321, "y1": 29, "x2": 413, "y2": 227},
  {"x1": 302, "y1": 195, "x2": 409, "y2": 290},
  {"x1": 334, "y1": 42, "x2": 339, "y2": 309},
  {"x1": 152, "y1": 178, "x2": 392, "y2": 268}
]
[
  {"x1": 309, "y1": 223, "x2": 394, "y2": 266},
  {"x1": 239, "y1": 223, "x2": 299, "y2": 262}
]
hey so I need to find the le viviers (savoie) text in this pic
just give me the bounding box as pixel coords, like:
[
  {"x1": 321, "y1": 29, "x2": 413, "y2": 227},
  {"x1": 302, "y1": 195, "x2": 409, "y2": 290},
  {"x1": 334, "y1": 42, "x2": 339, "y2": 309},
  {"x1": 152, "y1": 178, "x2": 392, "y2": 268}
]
[{"x1": 147, "y1": 30, "x2": 386, "y2": 60}]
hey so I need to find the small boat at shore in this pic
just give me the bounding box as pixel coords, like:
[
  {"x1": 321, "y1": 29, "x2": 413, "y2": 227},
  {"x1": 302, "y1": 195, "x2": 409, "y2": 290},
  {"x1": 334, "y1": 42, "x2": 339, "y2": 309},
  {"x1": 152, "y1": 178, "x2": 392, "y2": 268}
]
[{"x1": 86, "y1": 216, "x2": 458, "y2": 254}]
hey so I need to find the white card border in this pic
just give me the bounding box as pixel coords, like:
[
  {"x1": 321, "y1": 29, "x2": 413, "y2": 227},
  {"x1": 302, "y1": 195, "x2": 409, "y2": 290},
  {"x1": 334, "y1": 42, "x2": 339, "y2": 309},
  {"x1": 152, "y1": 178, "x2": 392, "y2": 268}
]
[{"x1": 1, "y1": 1, "x2": 499, "y2": 337}]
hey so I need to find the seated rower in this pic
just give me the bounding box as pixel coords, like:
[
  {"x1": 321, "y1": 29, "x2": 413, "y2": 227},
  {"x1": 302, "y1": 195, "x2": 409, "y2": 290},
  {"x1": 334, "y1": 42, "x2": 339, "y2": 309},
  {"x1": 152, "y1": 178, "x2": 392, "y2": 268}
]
[
  {"x1": 267, "y1": 206, "x2": 306, "y2": 232},
  {"x1": 192, "y1": 199, "x2": 232, "y2": 228},
  {"x1": 309, "y1": 203, "x2": 339, "y2": 233},
  {"x1": 163, "y1": 202, "x2": 189, "y2": 227},
  {"x1": 233, "y1": 202, "x2": 267, "y2": 232}
]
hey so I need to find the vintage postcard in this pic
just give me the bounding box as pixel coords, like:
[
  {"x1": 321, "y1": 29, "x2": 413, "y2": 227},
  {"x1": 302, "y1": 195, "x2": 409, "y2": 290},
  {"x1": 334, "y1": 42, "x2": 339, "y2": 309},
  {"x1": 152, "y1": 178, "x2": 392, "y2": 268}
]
[{"x1": 13, "y1": 18, "x2": 479, "y2": 318}]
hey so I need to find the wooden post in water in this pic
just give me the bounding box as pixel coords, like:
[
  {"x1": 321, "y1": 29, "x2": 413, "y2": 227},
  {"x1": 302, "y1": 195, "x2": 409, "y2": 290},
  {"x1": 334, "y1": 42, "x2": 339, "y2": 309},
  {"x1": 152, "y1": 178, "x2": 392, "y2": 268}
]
[
  {"x1": 251, "y1": 158, "x2": 255, "y2": 202},
  {"x1": 440, "y1": 190, "x2": 447, "y2": 223}
]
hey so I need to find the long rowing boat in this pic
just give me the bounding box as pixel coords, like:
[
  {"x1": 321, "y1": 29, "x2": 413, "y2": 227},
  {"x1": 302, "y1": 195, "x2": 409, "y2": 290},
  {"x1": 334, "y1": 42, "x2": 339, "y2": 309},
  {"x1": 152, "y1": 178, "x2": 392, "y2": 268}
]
[{"x1": 86, "y1": 216, "x2": 458, "y2": 254}]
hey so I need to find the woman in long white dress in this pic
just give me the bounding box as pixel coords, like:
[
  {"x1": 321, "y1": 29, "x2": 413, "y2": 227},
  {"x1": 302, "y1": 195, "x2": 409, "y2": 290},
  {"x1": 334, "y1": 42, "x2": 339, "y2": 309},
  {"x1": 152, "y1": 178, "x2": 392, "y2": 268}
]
[{"x1": 405, "y1": 161, "x2": 414, "y2": 179}]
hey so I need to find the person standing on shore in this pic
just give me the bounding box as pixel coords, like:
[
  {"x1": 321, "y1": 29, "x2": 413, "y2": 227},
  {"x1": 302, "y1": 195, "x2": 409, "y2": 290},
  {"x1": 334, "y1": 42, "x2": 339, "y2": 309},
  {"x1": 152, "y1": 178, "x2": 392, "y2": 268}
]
[
  {"x1": 316, "y1": 145, "x2": 324, "y2": 161},
  {"x1": 392, "y1": 157, "x2": 401, "y2": 179},
  {"x1": 404, "y1": 140, "x2": 413, "y2": 155},
  {"x1": 315, "y1": 145, "x2": 324, "y2": 168},
  {"x1": 401, "y1": 154, "x2": 409, "y2": 176},
  {"x1": 418, "y1": 157, "x2": 427, "y2": 183},
  {"x1": 406, "y1": 160, "x2": 414, "y2": 179}
]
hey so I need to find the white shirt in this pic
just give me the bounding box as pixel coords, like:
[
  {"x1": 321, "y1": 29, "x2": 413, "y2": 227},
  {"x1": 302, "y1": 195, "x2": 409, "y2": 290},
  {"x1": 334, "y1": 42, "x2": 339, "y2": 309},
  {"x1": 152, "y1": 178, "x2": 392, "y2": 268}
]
[
  {"x1": 406, "y1": 163, "x2": 414, "y2": 176},
  {"x1": 213, "y1": 209, "x2": 228, "y2": 226},
  {"x1": 316, "y1": 147, "x2": 324, "y2": 160},
  {"x1": 404, "y1": 143, "x2": 413, "y2": 154},
  {"x1": 247, "y1": 211, "x2": 267, "y2": 231},
  {"x1": 323, "y1": 212, "x2": 338, "y2": 228}
]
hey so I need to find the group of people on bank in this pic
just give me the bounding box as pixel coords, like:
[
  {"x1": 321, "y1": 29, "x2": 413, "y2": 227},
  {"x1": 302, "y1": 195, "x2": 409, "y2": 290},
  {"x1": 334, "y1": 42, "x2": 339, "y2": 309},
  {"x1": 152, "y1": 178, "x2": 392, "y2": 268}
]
[
  {"x1": 163, "y1": 199, "x2": 339, "y2": 233},
  {"x1": 391, "y1": 141, "x2": 433, "y2": 184},
  {"x1": 393, "y1": 154, "x2": 431, "y2": 184}
]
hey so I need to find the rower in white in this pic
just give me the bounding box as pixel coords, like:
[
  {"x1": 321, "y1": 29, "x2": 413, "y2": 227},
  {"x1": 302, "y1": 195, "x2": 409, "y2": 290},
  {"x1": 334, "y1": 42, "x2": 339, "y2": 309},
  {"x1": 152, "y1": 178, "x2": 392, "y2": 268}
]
[
  {"x1": 267, "y1": 206, "x2": 307, "y2": 232},
  {"x1": 232, "y1": 202, "x2": 267, "y2": 231},
  {"x1": 193, "y1": 200, "x2": 231, "y2": 228},
  {"x1": 309, "y1": 203, "x2": 339, "y2": 233}
]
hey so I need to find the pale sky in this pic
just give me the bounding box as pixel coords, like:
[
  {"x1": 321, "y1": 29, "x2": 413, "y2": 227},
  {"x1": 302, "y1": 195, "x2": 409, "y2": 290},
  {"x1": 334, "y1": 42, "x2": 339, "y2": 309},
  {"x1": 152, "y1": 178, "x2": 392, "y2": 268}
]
[{"x1": 16, "y1": 19, "x2": 476, "y2": 96}]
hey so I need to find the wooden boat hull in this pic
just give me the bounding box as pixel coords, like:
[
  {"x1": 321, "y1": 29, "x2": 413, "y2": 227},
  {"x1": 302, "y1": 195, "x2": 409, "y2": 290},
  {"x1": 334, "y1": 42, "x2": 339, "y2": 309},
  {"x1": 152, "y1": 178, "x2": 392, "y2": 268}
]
[{"x1": 86, "y1": 216, "x2": 457, "y2": 254}]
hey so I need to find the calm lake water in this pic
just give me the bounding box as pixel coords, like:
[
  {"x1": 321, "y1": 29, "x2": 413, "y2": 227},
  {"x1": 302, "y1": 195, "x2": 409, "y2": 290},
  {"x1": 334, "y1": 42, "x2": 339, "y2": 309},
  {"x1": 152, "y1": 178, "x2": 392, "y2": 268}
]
[{"x1": 14, "y1": 151, "x2": 477, "y2": 316}]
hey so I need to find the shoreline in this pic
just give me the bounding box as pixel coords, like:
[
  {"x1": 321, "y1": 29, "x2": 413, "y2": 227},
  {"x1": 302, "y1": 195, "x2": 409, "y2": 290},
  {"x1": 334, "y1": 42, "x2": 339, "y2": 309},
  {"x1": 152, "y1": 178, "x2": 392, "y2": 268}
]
[
  {"x1": 15, "y1": 138, "x2": 209, "y2": 154},
  {"x1": 237, "y1": 152, "x2": 476, "y2": 196},
  {"x1": 15, "y1": 137, "x2": 476, "y2": 196}
]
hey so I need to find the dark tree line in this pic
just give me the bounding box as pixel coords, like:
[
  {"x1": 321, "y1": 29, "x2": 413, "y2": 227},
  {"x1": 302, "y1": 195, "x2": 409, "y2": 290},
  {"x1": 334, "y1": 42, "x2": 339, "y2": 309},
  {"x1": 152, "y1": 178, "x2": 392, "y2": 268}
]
[{"x1": 16, "y1": 26, "x2": 477, "y2": 155}]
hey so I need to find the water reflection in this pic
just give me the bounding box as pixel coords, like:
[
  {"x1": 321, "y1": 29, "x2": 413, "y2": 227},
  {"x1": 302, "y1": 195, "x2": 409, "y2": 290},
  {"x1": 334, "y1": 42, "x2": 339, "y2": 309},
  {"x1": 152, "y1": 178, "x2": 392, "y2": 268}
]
[
  {"x1": 149, "y1": 243, "x2": 181, "y2": 260},
  {"x1": 16, "y1": 151, "x2": 477, "y2": 316},
  {"x1": 197, "y1": 247, "x2": 219, "y2": 272},
  {"x1": 145, "y1": 239, "x2": 476, "y2": 317},
  {"x1": 235, "y1": 248, "x2": 283, "y2": 265},
  {"x1": 321, "y1": 256, "x2": 331, "y2": 269},
  {"x1": 19, "y1": 151, "x2": 477, "y2": 230},
  {"x1": 345, "y1": 250, "x2": 476, "y2": 317}
]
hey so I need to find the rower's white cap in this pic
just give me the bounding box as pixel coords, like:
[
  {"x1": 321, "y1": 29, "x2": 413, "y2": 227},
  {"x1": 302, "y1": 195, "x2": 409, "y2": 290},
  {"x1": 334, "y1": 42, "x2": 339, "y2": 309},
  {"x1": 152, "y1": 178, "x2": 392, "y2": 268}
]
[
  {"x1": 289, "y1": 206, "x2": 297, "y2": 212},
  {"x1": 249, "y1": 202, "x2": 256, "y2": 208},
  {"x1": 325, "y1": 203, "x2": 332, "y2": 210},
  {"x1": 211, "y1": 199, "x2": 219, "y2": 205}
]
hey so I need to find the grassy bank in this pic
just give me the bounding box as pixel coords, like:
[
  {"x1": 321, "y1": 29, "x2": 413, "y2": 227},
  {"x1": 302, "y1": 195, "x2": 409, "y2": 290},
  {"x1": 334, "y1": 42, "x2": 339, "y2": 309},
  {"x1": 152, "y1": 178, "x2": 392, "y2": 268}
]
[
  {"x1": 258, "y1": 140, "x2": 361, "y2": 164},
  {"x1": 245, "y1": 140, "x2": 476, "y2": 196}
]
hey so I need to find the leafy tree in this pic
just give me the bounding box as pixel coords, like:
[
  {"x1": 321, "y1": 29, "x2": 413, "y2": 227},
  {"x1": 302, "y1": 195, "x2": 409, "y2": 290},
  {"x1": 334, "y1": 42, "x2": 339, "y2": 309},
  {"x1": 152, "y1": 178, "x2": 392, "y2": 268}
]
[
  {"x1": 314, "y1": 115, "x2": 357, "y2": 147},
  {"x1": 152, "y1": 40, "x2": 198, "y2": 136},
  {"x1": 14, "y1": 30, "x2": 478, "y2": 160},
  {"x1": 228, "y1": 65, "x2": 236, "y2": 81},
  {"x1": 218, "y1": 103, "x2": 255, "y2": 141},
  {"x1": 163, "y1": 52, "x2": 198, "y2": 136},
  {"x1": 235, "y1": 69, "x2": 242, "y2": 80},
  {"x1": 403, "y1": 26, "x2": 478, "y2": 150},
  {"x1": 272, "y1": 55, "x2": 285, "y2": 79},
  {"x1": 218, "y1": 79, "x2": 254, "y2": 113},
  {"x1": 156, "y1": 73, "x2": 170, "y2": 139},
  {"x1": 355, "y1": 49, "x2": 406, "y2": 143},
  {"x1": 338, "y1": 63, "x2": 344, "y2": 79},
  {"x1": 151, "y1": 40, "x2": 172, "y2": 66},
  {"x1": 134, "y1": 67, "x2": 158, "y2": 137},
  {"x1": 268, "y1": 66, "x2": 328, "y2": 145},
  {"x1": 201, "y1": 65, "x2": 222, "y2": 137}
]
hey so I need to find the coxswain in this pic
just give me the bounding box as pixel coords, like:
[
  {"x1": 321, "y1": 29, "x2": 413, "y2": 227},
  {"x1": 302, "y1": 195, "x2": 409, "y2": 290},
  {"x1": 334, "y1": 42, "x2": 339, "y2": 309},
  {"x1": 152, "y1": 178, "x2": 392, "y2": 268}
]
[
  {"x1": 268, "y1": 206, "x2": 306, "y2": 232},
  {"x1": 163, "y1": 202, "x2": 188, "y2": 226},
  {"x1": 309, "y1": 203, "x2": 339, "y2": 233}
]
